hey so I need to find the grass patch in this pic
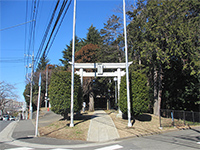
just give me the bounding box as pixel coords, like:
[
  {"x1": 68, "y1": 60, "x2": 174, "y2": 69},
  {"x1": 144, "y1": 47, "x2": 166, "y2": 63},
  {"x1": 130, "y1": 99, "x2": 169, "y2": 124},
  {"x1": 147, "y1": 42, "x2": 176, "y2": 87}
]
[
  {"x1": 39, "y1": 111, "x2": 94, "y2": 141},
  {"x1": 39, "y1": 109, "x2": 200, "y2": 141}
]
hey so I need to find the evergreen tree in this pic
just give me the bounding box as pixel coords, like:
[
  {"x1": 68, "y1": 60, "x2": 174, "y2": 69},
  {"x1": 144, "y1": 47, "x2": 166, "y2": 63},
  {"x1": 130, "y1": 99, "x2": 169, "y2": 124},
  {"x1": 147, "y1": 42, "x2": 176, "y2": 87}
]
[
  {"x1": 49, "y1": 70, "x2": 82, "y2": 119},
  {"x1": 125, "y1": 0, "x2": 200, "y2": 114},
  {"x1": 127, "y1": 0, "x2": 147, "y2": 65},
  {"x1": 162, "y1": 58, "x2": 199, "y2": 111},
  {"x1": 36, "y1": 53, "x2": 49, "y2": 71},
  {"x1": 119, "y1": 66, "x2": 150, "y2": 116},
  {"x1": 60, "y1": 36, "x2": 84, "y2": 70},
  {"x1": 141, "y1": 0, "x2": 199, "y2": 114},
  {"x1": 100, "y1": 15, "x2": 124, "y2": 63},
  {"x1": 85, "y1": 24, "x2": 102, "y2": 45}
]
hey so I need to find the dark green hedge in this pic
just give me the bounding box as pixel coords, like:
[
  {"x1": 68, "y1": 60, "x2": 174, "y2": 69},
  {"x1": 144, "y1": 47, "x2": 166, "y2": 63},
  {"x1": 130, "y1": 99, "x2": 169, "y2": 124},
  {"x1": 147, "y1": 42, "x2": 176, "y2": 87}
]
[
  {"x1": 119, "y1": 69, "x2": 150, "y2": 116},
  {"x1": 49, "y1": 71, "x2": 82, "y2": 118}
]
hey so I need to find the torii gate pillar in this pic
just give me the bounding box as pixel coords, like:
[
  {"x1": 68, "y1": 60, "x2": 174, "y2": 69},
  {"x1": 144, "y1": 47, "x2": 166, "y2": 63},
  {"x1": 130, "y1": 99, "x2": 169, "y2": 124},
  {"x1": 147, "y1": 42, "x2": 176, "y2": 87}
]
[
  {"x1": 80, "y1": 68, "x2": 83, "y2": 86},
  {"x1": 117, "y1": 68, "x2": 122, "y2": 114}
]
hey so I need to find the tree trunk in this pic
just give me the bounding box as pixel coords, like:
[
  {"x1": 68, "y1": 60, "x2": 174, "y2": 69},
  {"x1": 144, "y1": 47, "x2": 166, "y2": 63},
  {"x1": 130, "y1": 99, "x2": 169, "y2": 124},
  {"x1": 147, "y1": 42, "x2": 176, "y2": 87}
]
[
  {"x1": 89, "y1": 92, "x2": 94, "y2": 112},
  {"x1": 63, "y1": 112, "x2": 68, "y2": 120},
  {"x1": 153, "y1": 67, "x2": 158, "y2": 115},
  {"x1": 107, "y1": 98, "x2": 110, "y2": 110},
  {"x1": 154, "y1": 64, "x2": 163, "y2": 116},
  {"x1": 157, "y1": 64, "x2": 163, "y2": 117}
]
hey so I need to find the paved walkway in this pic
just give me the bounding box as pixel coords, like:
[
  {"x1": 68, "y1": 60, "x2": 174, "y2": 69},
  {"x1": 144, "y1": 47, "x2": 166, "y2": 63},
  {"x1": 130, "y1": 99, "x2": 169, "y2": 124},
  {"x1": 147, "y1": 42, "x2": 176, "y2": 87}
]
[
  {"x1": 32, "y1": 109, "x2": 63, "y2": 127},
  {"x1": 87, "y1": 110, "x2": 119, "y2": 142}
]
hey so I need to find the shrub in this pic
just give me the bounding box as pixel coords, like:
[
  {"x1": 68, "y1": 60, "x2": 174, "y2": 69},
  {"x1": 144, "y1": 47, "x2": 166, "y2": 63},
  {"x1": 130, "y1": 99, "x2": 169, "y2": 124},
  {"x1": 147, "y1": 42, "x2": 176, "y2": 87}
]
[
  {"x1": 49, "y1": 71, "x2": 82, "y2": 119},
  {"x1": 119, "y1": 69, "x2": 150, "y2": 116}
]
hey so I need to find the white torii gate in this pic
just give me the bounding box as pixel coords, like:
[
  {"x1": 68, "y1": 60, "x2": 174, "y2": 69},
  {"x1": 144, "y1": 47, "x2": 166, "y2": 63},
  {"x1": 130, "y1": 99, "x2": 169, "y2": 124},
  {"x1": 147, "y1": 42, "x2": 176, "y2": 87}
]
[{"x1": 71, "y1": 62, "x2": 132, "y2": 102}]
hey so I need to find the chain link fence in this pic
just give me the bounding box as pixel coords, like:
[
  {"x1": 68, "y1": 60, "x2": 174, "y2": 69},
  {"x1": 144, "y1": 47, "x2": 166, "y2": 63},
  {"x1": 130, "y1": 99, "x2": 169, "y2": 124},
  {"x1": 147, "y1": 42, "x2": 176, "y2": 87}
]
[{"x1": 160, "y1": 109, "x2": 200, "y2": 127}]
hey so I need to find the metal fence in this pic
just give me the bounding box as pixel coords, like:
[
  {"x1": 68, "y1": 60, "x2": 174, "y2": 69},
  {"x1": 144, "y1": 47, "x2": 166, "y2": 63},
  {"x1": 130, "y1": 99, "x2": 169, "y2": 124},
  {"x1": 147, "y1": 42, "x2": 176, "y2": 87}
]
[{"x1": 160, "y1": 109, "x2": 200, "y2": 127}]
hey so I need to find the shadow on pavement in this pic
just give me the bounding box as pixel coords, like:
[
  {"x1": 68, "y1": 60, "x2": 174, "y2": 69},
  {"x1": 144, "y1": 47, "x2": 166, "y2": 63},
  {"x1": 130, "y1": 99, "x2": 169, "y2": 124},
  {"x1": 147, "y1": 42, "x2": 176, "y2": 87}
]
[
  {"x1": 15, "y1": 136, "x2": 34, "y2": 140},
  {"x1": 190, "y1": 127, "x2": 200, "y2": 133}
]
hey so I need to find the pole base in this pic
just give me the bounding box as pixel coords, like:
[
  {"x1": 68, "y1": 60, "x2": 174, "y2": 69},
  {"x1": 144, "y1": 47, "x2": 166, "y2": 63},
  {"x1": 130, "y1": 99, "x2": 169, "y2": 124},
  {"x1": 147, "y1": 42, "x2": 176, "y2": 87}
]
[
  {"x1": 127, "y1": 122, "x2": 132, "y2": 127},
  {"x1": 70, "y1": 123, "x2": 74, "y2": 127}
]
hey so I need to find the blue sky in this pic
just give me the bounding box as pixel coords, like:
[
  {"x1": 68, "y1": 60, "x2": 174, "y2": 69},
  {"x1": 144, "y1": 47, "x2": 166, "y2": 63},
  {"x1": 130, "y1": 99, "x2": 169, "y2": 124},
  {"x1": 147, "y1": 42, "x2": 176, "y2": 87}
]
[{"x1": 0, "y1": 0, "x2": 128, "y2": 102}]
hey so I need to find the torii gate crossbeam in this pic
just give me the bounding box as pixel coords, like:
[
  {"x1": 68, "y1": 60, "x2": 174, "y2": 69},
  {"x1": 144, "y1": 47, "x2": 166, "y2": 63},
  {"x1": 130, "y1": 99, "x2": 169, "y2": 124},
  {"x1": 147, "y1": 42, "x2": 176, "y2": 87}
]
[{"x1": 72, "y1": 62, "x2": 133, "y2": 69}]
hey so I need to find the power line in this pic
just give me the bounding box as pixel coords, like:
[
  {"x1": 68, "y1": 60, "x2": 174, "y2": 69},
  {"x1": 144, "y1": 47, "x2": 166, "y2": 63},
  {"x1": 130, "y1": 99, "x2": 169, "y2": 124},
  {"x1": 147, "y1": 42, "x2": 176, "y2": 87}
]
[
  {"x1": 0, "y1": 49, "x2": 24, "y2": 51},
  {"x1": 34, "y1": 0, "x2": 72, "y2": 70},
  {"x1": 42, "y1": 0, "x2": 68, "y2": 56},
  {"x1": 24, "y1": 0, "x2": 29, "y2": 77},
  {"x1": 25, "y1": 0, "x2": 40, "y2": 78},
  {"x1": 34, "y1": 0, "x2": 60, "y2": 69},
  {"x1": 0, "y1": 20, "x2": 35, "y2": 31},
  {"x1": 45, "y1": 0, "x2": 72, "y2": 57},
  {"x1": 0, "y1": 58, "x2": 24, "y2": 63},
  {"x1": 27, "y1": 0, "x2": 39, "y2": 56}
]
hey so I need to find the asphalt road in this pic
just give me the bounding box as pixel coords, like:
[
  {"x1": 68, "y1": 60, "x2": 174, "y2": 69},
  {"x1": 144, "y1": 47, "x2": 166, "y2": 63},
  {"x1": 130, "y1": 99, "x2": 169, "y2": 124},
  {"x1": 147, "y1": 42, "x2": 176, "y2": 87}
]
[
  {"x1": 1, "y1": 126, "x2": 200, "y2": 150},
  {"x1": 0, "y1": 121, "x2": 11, "y2": 132}
]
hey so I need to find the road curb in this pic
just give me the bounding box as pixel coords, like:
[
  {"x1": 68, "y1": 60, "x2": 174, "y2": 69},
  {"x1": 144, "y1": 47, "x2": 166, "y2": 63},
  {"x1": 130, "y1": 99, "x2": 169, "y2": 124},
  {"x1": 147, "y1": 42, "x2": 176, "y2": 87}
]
[{"x1": 0, "y1": 121, "x2": 18, "y2": 142}]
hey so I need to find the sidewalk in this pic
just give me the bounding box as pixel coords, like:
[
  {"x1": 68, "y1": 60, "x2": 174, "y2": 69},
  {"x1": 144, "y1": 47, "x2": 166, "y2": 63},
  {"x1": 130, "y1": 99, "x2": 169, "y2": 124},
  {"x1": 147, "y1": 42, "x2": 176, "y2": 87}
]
[
  {"x1": 0, "y1": 109, "x2": 119, "y2": 147},
  {"x1": 10, "y1": 109, "x2": 89, "y2": 145},
  {"x1": 87, "y1": 110, "x2": 120, "y2": 142},
  {"x1": 11, "y1": 120, "x2": 89, "y2": 146},
  {"x1": 32, "y1": 109, "x2": 63, "y2": 127}
]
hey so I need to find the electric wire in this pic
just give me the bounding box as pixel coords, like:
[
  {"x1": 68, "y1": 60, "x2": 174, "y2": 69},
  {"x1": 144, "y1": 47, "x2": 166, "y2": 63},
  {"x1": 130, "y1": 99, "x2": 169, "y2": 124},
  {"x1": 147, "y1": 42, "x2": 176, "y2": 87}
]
[
  {"x1": 34, "y1": 0, "x2": 72, "y2": 70},
  {"x1": 45, "y1": 0, "x2": 72, "y2": 57},
  {"x1": 25, "y1": 0, "x2": 34, "y2": 78},
  {"x1": 34, "y1": 0, "x2": 66, "y2": 69},
  {"x1": 32, "y1": 0, "x2": 40, "y2": 53},
  {"x1": 0, "y1": 59, "x2": 24, "y2": 63},
  {"x1": 34, "y1": 0, "x2": 60, "y2": 70},
  {"x1": 42, "y1": 0, "x2": 68, "y2": 56},
  {"x1": 26, "y1": 0, "x2": 35, "y2": 71},
  {"x1": 27, "y1": 0, "x2": 35, "y2": 57},
  {"x1": 0, "y1": 20, "x2": 34, "y2": 31},
  {"x1": 24, "y1": 0, "x2": 29, "y2": 78},
  {"x1": 0, "y1": 57, "x2": 24, "y2": 63},
  {"x1": 25, "y1": 0, "x2": 40, "y2": 79}
]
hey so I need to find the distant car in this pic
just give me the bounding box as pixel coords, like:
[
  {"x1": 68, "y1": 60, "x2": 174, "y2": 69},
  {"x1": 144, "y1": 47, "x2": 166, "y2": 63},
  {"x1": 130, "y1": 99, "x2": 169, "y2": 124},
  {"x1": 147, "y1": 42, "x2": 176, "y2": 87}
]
[
  {"x1": 3, "y1": 115, "x2": 9, "y2": 121},
  {"x1": 9, "y1": 116, "x2": 15, "y2": 121}
]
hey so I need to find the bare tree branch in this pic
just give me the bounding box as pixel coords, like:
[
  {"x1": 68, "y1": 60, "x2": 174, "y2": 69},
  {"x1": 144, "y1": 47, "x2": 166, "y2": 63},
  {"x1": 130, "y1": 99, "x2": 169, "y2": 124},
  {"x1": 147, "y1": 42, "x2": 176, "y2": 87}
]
[{"x1": 0, "y1": 81, "x2": 18, "y2": 114}]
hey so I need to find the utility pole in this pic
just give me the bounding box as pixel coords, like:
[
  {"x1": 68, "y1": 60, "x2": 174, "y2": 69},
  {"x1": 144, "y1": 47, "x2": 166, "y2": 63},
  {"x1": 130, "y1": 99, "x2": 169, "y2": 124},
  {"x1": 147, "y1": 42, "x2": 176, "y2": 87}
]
[
  {"x1": 123, "y1": 0, "x2": 132, "y2": 127},
  {"x1": 45, "y1": 65, "x2": 48, "y2": 108},
  {"x1": 29, "y1": 52, "x2": 34, "y2": 120},
  {"x1": 70, "y1": 0, "x2": 76, "y2": 127},
  {"x1": 35, "y1": 73, "x2": 41, "y2": 137}
]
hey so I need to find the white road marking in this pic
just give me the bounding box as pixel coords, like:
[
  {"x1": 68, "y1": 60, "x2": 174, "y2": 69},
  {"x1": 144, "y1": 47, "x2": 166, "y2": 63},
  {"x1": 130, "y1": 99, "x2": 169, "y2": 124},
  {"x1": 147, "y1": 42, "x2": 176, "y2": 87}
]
[
  {"x1": 5, "y1": 148, "x2": 73, "y2": 150},
  {"x1": 5, "y1": 147, "x2": 34, "y2": 150},
  {"x1": 51, "y1": 148, "x2": 72, "y2": 150},
  {"x1": 95, "y1": 144, "x2": 123, "y2": 150}
]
